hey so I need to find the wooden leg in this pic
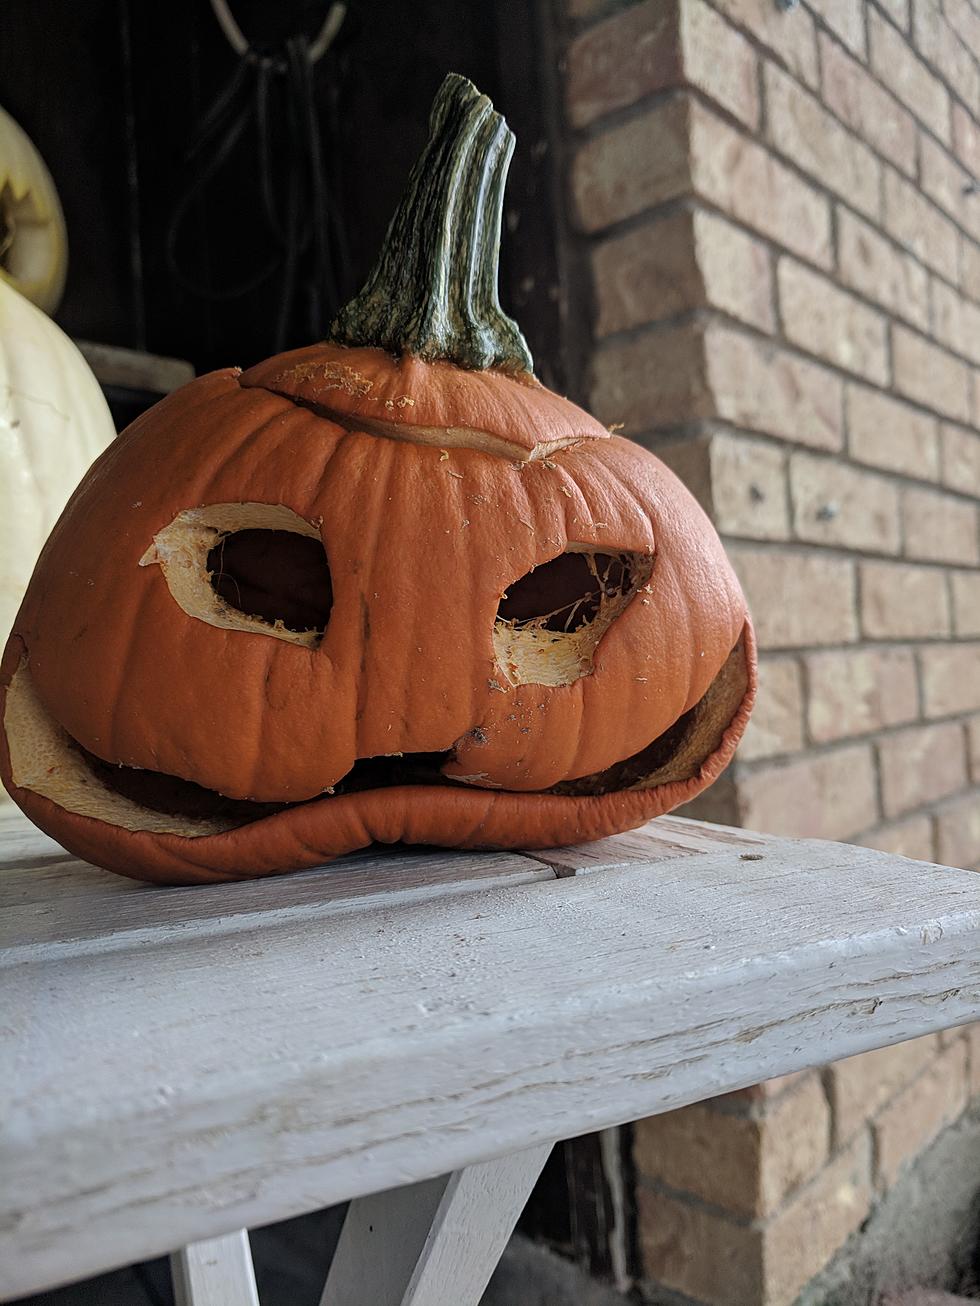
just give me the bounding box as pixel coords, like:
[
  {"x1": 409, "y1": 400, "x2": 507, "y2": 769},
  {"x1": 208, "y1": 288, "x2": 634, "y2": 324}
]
[
  {"x1": 320, "y1": 1143, "x2": 552, "y2": 1306},
  {"x1": 170, "y1": 1229, "x2": 259, "y2": 1306}
]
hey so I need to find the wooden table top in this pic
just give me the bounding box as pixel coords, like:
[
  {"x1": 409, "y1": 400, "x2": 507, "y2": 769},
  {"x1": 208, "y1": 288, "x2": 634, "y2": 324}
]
[{"x1": 2, "y1": 805, "x2": 979, "y2": 1299}]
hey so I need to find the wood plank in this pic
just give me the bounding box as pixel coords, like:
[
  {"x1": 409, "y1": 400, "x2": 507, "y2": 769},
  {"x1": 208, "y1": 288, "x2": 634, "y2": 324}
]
[
  {"x1": 320, "y1": 1144, "x2": 550, "y2": 1306},
  {"x1": 170, "y1": 1230, "x2": 259, "y2": 1306},
  {"x1": 535, "y1": 815, "x2": 766, "y2": 875},
  {"x1": 0, "y1": 809, "x2": 555, "y2": 956},
  {"x1": 1, "y1": 825, "x2": 979, "y2": 1298},
  {"x1": 73, "y1": 339, "x2": 194, "y2": 395}
]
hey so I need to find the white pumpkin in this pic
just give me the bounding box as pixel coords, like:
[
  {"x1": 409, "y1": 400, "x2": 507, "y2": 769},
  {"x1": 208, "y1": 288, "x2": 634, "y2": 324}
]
[
  {"x1": 0, "y1": 106, "x2": 68, "y2": 315},
  {"x1": 1, "y1": 278, "x2": 115, "y2": 652}
]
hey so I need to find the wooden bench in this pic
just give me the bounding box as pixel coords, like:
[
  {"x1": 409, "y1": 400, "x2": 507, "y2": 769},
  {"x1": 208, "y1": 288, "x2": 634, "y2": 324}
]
[{"x1": 2, "y1": 805, "x2": 979, "y2": 1305}]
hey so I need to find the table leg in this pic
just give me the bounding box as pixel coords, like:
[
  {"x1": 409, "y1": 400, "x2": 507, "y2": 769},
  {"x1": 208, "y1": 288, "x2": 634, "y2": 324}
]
[
  {"x1": 320, "y1": 1142, "x2": 552, "y2": 1306},
  {"x1": 170, "y1": 1228, "x2": 259, "y2": 1306}
]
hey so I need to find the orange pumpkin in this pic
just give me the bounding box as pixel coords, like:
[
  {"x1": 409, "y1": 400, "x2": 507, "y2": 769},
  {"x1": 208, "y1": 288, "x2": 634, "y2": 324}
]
[{"x1": 0, "y1": 75, "x2": 755, "y2": 885}]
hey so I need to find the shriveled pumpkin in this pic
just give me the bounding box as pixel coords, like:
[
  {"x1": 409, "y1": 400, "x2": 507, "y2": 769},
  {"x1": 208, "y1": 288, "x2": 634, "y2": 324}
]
[
  {"x1": 0, "y1": 106, "x2": 68, "y2": 315},
  {"x1": 0, "y1": 75, "x2": 755, "y2": 884}
]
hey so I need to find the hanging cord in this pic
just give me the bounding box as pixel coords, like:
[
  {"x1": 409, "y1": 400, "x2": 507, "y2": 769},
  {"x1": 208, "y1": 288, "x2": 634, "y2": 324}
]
[
  {"x1": 165, "y1": 2, "x2": 347, "y2": 350},
  {"x1": 210, "y1": 0, "x2": 346, "y2": 64}
]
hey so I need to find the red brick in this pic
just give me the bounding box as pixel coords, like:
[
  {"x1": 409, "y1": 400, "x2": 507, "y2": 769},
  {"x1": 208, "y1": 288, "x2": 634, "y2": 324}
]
[
  {"x1": 892, "y1": 327, "x2": 971, "y2": 422},
  {"x1": 859, "y1": 561, "x2": 951, "y2": 640},
  {"x1": 694, "y1": 209, "x2": 775, "y2": 331},
  {"x1": 827, "y1": 1034, "x2": 939, "y2": 1146},
  {"x1": 659, "y1": 432, "x2": 790, "y2": 540},
  {"x1": 921, "y1": 135, "x2": 980, "y2": 245},
  {"x1": 940, "y1": 423, "x2": 980, "y2": 496},
  {"x1": 868, "y1": 8, "x2": 951, "y2": 143},
  {"x1": 904, "y1": 485, "x2": 979, "y2": 565},
  {"x1": 779, "y1": 259, "x2": 889, "y2": 385},
  {"x1": 639, "y1": 1136, "x2": 873, "y2": 1306},
  {"x1": 680, "y1": 0, "x2": 760, "y2": 129},
  {"x1": 591, "y1": 207, "x2": 774, "y2": 337},
  {"x1": 809, "y1": 0, "x2": 867, "y2": 55},
  {"x1": 738, "y1": 656, "x2": 804, "y2": 761},
  {"x1": 936, "y1": 790, "x2": 980, "y2": 867},
  {"x1": 951, "y1": 102, "x2": 980, "y2": 177},
  {"x1": 633, "y1": 1074, "x2": 830, "y2": 1218},
  {"x1": 883, "y1": 168, "x2": 959, "y2": 283},
  {"x1": 790, "y1": 452, "x2": 900, "y2": 553},
  {"x1": 879, "y1": 0, "x2": 910, "y2": 29},
  {"x1": 963, "y1": 238, "x2": 980, "y2": 304},
  {"x1": 704, "y1": 325, "x2": 844, "y2": 450},
  {"x1": 765, "y1": 62, "x2": 880, "y2": 220},
  {"x1": 711, "y1": 0, "x2": 818, "y2": 87},
  {"x1": 691, "y1": 99, "x2": 833, "y2": 266},
  {"x1": 820, "y1": 33, "x2": 917, "y2": 175},
  {"x1": 846, "y1": 385, "x2": 939, "y2": 481},
  {"x1": 567, "y1": 0, "x2": 760, "y2": 130},
  {"x1": 728, "y1": 546, "x2": 857, "y2": 648},
  {"x1": 968, "y1": 714, "x2": 980, "y2": 782},
  {"x1": 912, "y1": 0, "x2": 980, "y2": 109},
  {"x1": 837, "y1": 208, "x2": 930, "y2": 332},
  {"x1": 857, "y1": 814, "x2": 935, "y2": 861},
  {"x1": 920, "y1": 642, "x2": 980, "y2": 716},
  {"x1": 566, "y1": 0, "x2": 678, "y2": 127},
  {"x1": 739, "y1": 743, "x2": 878, "y2": 839},
  {"x1": 763, "y1": 1135, "x2": 873, "y2": 1306},
  {"x1": 879, "y1": 720, "x2": 967, "y2": 817},
  {"x1": 572, "y1": 96, "x2": 690, "y2": 233},
  {"x1": 592, "y1": 322, "x2": 849, "y2": 451},
  {"x1": 638, "y1": 1186, "x2": 762, "y2": 1306},
  {"x1": 806, "y1": 648, "x2": 918, "y2": 744},
  {"x1": 944, "y1": 0, "x2": 980, "y2": 59},
  {"x1": 591, "y1": 210, "x2": 699, "y2": 337},
  {"x1": 968, "y1": 1022, "x2": 980, "y2": 1095},
  {"x1": 931, "y1": 280, "x2": 980, "y2": 367},
  {"x1": 590, "y1": 321, "x2": 707, "y2": 432},
  {"x1": 951, "y1": 571, "x2": 980, "y2": 638},
  {"x1": 873, "y1": 1041, "x2": 969, "y2": 1187}
]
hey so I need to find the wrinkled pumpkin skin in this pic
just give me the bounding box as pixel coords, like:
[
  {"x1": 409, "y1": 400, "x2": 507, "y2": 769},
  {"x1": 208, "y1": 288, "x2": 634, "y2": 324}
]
[
  {"x1": 0, "y1": 75, "x2": 755, "y2": 884},
  {"x1": 0, "y1": 344, "x2": 755, "y2": 884}
]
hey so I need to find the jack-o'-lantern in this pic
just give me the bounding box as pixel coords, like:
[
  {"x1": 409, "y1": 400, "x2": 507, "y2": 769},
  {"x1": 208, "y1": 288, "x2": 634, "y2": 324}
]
[{"x1": 1, "y1": 75, "x2": 755, "y2": 884}]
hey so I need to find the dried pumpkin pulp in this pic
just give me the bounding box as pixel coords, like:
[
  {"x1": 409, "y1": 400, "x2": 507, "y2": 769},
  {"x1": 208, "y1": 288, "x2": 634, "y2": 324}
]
[{"x1": 0, "y1": 75, "x2": 755, "y2": 884}]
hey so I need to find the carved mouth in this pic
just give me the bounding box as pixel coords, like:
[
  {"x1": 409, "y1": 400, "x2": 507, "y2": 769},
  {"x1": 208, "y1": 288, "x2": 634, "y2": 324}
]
[{"x1": 4, "y1": 640, "x2": 748, "y2": 840}]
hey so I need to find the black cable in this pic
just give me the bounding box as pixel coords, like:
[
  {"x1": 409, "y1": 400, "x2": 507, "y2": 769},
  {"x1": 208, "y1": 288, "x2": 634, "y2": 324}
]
[{"x1": 164, "y1": 21, "x2": 349, "y2": 345}]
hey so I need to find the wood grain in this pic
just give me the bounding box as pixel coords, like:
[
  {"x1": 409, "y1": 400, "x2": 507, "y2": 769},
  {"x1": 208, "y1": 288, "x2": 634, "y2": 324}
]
[
  {"x1": 1, "y1": 811, "x2": 978, "y2": 1299},
  {"x1": 320, "y1": 1145, "x2": 550, "y2": 1306},
  {"x1": 170, "y1": 1230, "x2": 258, "y2": 1306}
]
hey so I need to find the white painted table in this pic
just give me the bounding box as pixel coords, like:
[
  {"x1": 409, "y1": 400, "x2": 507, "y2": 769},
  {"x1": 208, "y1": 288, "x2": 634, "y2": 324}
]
[{"x1": 2, "y1": 805, "x2": 979, "y2": 1305}]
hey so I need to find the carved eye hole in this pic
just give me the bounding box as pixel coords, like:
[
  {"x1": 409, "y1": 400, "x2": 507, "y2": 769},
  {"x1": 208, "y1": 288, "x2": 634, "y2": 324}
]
[
  {"x1": 498, "y1": 552, "x2": 632, "y2": 632},
  {"x1": 207, "y1": 530, "x2": 333, "y2": 634},
  {"x1": 495, "y1": 549, "x2": 654, "y2": 687},
  {"x1": 140, "y1": 503, "x2": 331, "y2": 648}
]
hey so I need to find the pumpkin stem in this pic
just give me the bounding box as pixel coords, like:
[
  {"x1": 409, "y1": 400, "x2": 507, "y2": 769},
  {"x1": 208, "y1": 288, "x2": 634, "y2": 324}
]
[{"x1": 328, "y1": 74, "x2": 533, "y2": 374}]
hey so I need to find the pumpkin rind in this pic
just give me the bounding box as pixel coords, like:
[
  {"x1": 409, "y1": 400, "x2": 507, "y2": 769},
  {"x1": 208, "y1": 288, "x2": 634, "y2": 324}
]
[
  {"x1": 240, "y1": 345, "x2": 610, "y2": 460},
  {"x1": 0, "y1": 75, "x2": 755, "y2": 881}
]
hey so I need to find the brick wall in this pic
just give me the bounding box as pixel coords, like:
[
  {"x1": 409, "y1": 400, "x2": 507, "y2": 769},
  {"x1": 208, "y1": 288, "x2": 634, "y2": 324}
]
[{"x1": 562, "y1": 0, "x2": 980, "y2": 1300}]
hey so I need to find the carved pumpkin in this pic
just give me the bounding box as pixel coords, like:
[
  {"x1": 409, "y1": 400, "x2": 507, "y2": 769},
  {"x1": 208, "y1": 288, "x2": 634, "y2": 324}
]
[
  {"x1": 0, "y1": 106, "x2": 68, "y2": 315},
  {"x1": 0, "y1": 76, "x2": 754, "y2": 884}
]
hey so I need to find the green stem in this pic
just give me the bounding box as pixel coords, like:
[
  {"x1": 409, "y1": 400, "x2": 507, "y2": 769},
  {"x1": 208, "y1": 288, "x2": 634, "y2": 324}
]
[{"x1": 328, "y1": 74, "x2": 533, "y2": 374}]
